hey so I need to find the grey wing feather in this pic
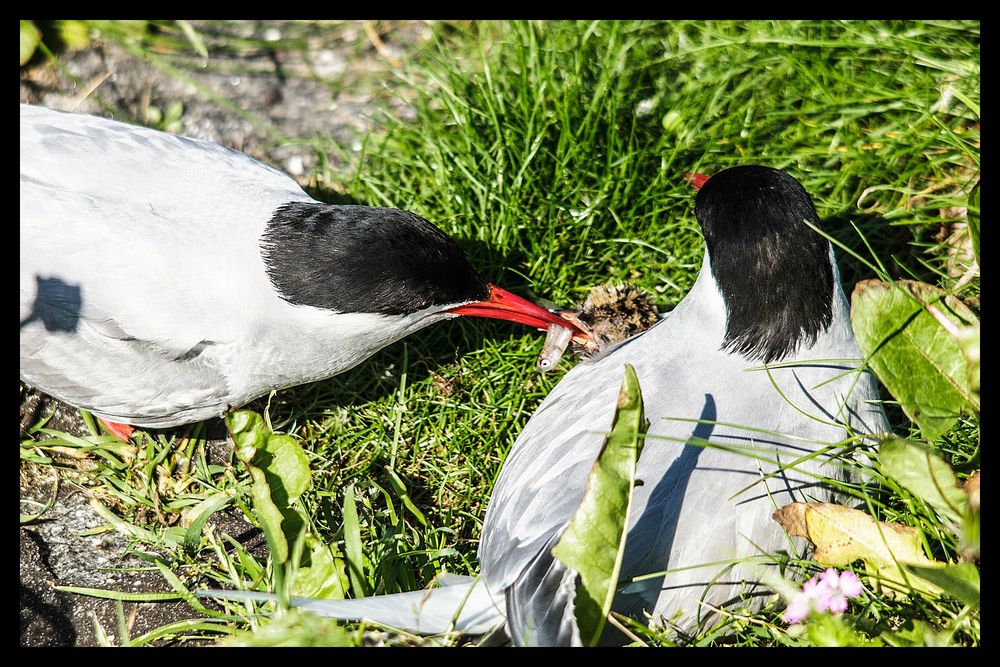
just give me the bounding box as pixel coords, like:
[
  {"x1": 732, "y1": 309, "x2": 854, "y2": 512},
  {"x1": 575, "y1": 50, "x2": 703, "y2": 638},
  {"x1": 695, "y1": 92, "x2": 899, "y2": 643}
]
[
  {"x1": 504, "y1": 534, "x2": 582, "y2": 646},
  {"x1": 479, "y1": 279, "x2": 890, "y2": 642},
  {"x1": 198, "y1": 579, "x2": 505, "y2": 636}
]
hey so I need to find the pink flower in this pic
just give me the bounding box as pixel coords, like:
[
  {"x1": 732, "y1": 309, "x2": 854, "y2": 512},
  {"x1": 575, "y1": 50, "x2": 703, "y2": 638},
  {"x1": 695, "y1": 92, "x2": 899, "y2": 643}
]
[
  {"x1": 818, "y1": 568, "x2": 863, "y2": 613},
  {"x1": 782, "y1": 597, "x2": 812, "y2": 624},
  {"x1": 782, "y1": 568, "x2": 863, "y2": 624}
]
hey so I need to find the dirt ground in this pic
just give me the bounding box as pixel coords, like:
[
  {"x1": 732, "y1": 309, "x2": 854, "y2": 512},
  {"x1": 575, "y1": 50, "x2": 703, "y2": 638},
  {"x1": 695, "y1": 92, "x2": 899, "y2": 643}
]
[{"x1": 19, "y1": 20, "x2": 432, "y2": 647}]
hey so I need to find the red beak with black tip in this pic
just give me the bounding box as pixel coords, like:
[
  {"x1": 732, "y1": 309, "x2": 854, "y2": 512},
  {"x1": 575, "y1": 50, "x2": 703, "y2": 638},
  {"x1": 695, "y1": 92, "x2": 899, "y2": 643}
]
[
  {"x1": 449, "y1": 284, "x2": 590, "y2": 343},
  {"x1": 684, "y1": 172, "x2": 709, "y2": 190}
]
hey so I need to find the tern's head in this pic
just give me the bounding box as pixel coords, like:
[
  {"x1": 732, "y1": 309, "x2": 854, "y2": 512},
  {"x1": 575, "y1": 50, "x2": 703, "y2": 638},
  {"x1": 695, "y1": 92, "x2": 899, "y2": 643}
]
[{"x1": 692, "y1": 166, "x2": 835, "y2": 363}]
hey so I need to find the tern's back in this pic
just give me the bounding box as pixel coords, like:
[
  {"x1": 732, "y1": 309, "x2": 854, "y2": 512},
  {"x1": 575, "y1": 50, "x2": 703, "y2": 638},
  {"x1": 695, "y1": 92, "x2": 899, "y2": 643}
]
[{"x1": 19, "y1": 105, "x2": 313, "y2": 425}]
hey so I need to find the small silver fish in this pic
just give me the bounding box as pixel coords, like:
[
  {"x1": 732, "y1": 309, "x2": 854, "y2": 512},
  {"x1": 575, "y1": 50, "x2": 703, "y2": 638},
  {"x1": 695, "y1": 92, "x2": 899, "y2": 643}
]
[{"x1": 536, "y1": 323, "x2": 574, "y2": 372}]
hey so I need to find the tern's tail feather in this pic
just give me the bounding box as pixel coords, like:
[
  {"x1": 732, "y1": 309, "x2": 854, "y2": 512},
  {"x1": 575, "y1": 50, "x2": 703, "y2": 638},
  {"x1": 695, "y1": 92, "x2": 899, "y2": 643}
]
[{"x1": 199, "y1": 575, "x2": 505, "y2": 636}]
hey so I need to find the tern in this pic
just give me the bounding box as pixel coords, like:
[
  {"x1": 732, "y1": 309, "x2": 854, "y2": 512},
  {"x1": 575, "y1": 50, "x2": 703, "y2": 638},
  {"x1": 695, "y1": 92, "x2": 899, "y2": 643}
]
[
  {"x1": 478, "y1": 165, "x2": 890, "y2": 644},
  {"x1": 201, "y1": 165, "x2": 890, "y2": 645},
  {"x1": 19, "y1": 104, "x2": 585, "y2": 438}
]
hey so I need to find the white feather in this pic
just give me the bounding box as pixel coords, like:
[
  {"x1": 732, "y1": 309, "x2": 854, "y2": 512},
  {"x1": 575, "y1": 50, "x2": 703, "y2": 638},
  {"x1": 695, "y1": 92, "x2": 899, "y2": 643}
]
[{"x1": 20, "y1": 105, "x2": 462, "y2": 426}]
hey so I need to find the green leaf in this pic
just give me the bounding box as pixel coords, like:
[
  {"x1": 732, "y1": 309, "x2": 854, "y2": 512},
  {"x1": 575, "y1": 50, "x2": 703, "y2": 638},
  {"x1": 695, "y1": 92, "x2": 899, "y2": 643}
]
[
  {"x1": 292, "y1": 536, "x2": 349, "y2": 600},
  {"x1": 967, "y1": 181, "x2": 979, "y2": 266},
  {"x1": 256, "y1": 434, "x2": 312, "y2": 504},
  {"x1": 227, "y1": 410, "x2": 312, "y2": 571},
  {"x1": 879, "y1": 437, "x2": 968, "y2": 527},
  {"x1": 176, "y1": 20, "x2": 209, "y2": 62},
  {"x1": 851, "y1": 279, "x2": 979, "y2": 440},
  {"x1": 56, "y1": 20, "x2": 91, "y2": 51},
  {"x1": 551, "y1": 364, "x2": 648, "y2": 646},
  {"x1": 249, "y1": 466, "x2": 290, "y2": 564},
  {"x1": 182, "y1": 490, "x2": 235, "y2": 552},
  {"x1": 342, "y1": 484, "x2": 368, "y2": 599},
  {"x1": 20, "y1": 20, "x2": 41, "y2": 66},
  {"x1": 226, "y1": 410, "x2": 267, "y2": 460},
  {"x1": 387, "y1": 468, "x2": 428, "y2": 527},
  {"x1": 803, "y1": 613, "x2": 883, "y2": 647},
  {"x1": 903, "y1": 562, "x2": 979, "y2": 607},
  {"x1": 222, "y1": 608, "x2": 355, "y2": 647}
]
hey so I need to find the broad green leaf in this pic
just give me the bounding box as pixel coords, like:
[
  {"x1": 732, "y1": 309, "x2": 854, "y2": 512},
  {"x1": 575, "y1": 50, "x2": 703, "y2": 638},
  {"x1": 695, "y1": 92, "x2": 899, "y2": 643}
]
[
  {"x1": 222, "y1": 608, "x2": 355, "y2": 647},
  {"x1": 20, "y1": 20, "x2": 40, "y2": 66},
  {"x1": 879, "y1": 437, "x2": 968, "y2": 527},
  {"x1": 228, "y1": 410, "x2": 312, "y2": 505},
  {"x1": 342, "y1": 484, "x2": 368, "y2": 598},
  {"x1": 773, "y1": 503, "x2": 944, "y2": 598},
  {"x1": 249, "y1": 466, "x2": 289, "y2": 564},
  {"x1": 292, "y1": 536, "x2": 349, "y2": 600},
  {"x1": 226, "y1": 410, "x2": 267, "y2": 460},
  {"x1": 851, "y1": 279, "x2": 979, "y2": 440},
  {"x1": 257, "y1": 433, "x2": 312, "y2": 504},
  {"x1": 227, "y1": 410, "x2": 312, "y2": 570},
  {"x1": 551, "y1": 364, "x2": 648, "y2": 646},
  {"x1": 967, "y1": 181, "x2": 979, "y2": 265},
  {"x1": 903, "y1": 562, "x2": 979, "y2": 607}
]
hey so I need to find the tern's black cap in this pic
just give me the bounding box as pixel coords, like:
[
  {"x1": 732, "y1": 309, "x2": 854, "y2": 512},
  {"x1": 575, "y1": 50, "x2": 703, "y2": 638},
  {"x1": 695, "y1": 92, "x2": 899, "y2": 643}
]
[
  {"x1": 694, "y1": 166, "x2": 834, "y2": 363},
  {"x1": 261, "y1": 203, "x2": 490, "y2": 316}
]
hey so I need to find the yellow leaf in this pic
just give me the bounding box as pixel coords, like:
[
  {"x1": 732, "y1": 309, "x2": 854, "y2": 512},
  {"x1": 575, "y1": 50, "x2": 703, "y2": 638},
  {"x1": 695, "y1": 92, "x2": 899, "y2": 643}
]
[{"x1": 774, "y1": 503, "x2": 945, "y2": 598}]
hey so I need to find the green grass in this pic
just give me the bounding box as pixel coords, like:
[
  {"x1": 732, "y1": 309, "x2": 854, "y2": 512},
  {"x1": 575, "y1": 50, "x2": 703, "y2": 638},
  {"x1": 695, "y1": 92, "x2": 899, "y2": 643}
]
[{"x1": 20, "y1": 20, "x2": 979, "y2": 646}]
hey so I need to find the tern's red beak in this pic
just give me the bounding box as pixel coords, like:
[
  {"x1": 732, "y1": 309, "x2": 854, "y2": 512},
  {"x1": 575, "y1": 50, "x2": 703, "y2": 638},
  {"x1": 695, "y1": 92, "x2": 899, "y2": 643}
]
[
  {"x1": 684, "y1": 172, "x2": 709, "y2": 190},
  {"x1": 448, "y1": 284, "x2": 590, "y2": 343}
]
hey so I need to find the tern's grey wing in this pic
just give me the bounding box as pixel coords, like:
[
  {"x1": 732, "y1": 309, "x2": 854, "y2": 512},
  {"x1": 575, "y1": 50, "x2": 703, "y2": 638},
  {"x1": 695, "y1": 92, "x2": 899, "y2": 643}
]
[{"x1": 479, "y1": 271, "x2": 888, "y2": 644}]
